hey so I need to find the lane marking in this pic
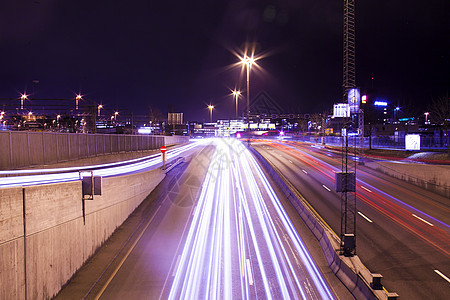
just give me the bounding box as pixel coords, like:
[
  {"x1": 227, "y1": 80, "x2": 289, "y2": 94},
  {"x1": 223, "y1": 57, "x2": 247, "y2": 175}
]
[
  {"x1": 289, "y1": 160, "x2": 293, "y2": 164},
  {"x1": 239, "y1": 211, "x2": 245, "y2": 277},
  {"x1": 434, "y1": 269, "x2": 450, "y2": 283},
  {"x1": 322, "y1": 185, "x2": 331, "y2": 192},
  {"x1": 412, "y1": 214, "x2": 434, "y2": 226},
  {"x1": 361, "y1": 186, "x2": 372, "y2": 193},
  {"x1": 246, "y1": 259, "x2": 253, "y2": 286},
  {"x1": 95, "y1": 205, "x2": 162, "y2": 300},
  {"x1": 172, "y1": 255, "x2": 181, "y2": 277},
  {"x1": 357, "y1": 211, "x2": 373, "y2": 223},
  {"x1": 302, "y1": 170, "x2": 307, "y2": 174}
]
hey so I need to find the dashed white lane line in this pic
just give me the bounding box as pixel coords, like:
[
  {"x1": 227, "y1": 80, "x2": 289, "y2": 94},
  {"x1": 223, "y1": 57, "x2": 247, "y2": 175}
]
[
  {"x1": 289, "y1": 160, "x2": 293, "y2": 164},
  {"x1": 246, "y1": 259, "x2": 254, "y2": 286},
  {"x1": 302, "y1": 170, "x2": 307, "y2": 174},
  {"x1": 357, "y1": 211, "x2": 373, "y2": 223},
  {"x1": 434, "y1": 270, "x2": 450, "y2": 283},
  {"x1": 172, "y1": 255, "x2": 181, "y2": 277},
  {"x1": 361, "y1": 186, "x2": 372, "y2": 193},
  {"x1": 322, "y1": 185, "x2": 331, "y2": 192},
  {"x1": 412, "y1": 214, "x2": 434, "y2": 226}
]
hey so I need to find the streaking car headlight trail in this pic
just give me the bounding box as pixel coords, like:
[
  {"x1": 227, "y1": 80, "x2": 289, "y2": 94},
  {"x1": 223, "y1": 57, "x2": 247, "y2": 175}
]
[
  {"x1": 0, "y1": 141, "x2": 204, "y2": 188},
  {"x1": 168, "y1": 139, "x2": 334, "y2": 299}
]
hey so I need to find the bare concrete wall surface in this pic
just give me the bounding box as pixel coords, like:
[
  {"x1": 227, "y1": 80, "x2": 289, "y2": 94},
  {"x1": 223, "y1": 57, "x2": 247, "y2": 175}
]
[
  {"x1": 365, "y1": 160, "x2": 450, "y2": 198},
  {"x1": 0, "y1": 168, "x2": 164, "y2": 299},
  {"x1": 0, "y1": 131, "x2": 189, "y2": 170},
  {"x1": 0, "y1": 187, "x2": 25, "y2": 300}
]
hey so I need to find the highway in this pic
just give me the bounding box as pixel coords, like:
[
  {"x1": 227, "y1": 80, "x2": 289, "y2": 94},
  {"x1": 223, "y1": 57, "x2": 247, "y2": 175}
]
[
  {"x1": 90, "y1": 138, "x2": 336, "y2": 299},
  {"x1": 252, "y1": 139, "x2": 450, "y2": 299}
]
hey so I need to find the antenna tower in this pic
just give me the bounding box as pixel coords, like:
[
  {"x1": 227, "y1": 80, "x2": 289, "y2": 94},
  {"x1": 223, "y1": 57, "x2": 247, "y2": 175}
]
[{"x1": 339, "y1": 0, "x2": 357, "y2": 257}]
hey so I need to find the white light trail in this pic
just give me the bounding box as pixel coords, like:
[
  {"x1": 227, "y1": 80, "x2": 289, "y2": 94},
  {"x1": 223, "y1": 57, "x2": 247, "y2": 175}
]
[
  {"x1": 168, "y1": 139, "x2": 334, "y2": 299},
  {"x1": 0, "y1": 142, "x2": 203, "y2": 189}
]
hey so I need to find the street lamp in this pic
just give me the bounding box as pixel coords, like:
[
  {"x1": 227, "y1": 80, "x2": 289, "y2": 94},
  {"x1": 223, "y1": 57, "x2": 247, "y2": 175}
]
[
  {"x1": 208, "y1": 105, "x2": 214, "y2": 123},
  {"x1": 394, "y1": 107, "x2": 400, "y2": 123},
  {"x1": 240, "y1": 55, "x2": 255, "y2": 124},
  {"x1": 114, "y1": 111, "x2": 119, "y2": 120},
  {"x1": 75, "y1": 94, "x2": 82, "y2": 110},
  {"x1": 98, "y1": 104, "x2": 103, "y2": 117},
  {"x1": 232, "y1": 90, "x2": 241, "y2": 120},
  {"x1": 424, "y1": 112, "x2": 429, "y2": 124},
  {"x1": 20, "y1": 93, "x2": 28, "y2": 110}
]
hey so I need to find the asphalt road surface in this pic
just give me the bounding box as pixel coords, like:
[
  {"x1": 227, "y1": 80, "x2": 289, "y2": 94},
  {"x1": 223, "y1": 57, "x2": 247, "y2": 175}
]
[
  {"x1": 56, "y1": 139, "x2": 352, "y2": 299},
  {"x1": 252, "y1": 139, "x2": 450, "y2": 300}
]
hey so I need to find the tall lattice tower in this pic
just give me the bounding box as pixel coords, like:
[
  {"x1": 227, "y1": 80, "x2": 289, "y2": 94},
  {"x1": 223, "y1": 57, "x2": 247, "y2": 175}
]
[
  {"x1": 339, "y1": 0, "x2": 357, "y2": 257},
  {"x1": 343, "y1": 0, "x2": 356, "y2": 100}
]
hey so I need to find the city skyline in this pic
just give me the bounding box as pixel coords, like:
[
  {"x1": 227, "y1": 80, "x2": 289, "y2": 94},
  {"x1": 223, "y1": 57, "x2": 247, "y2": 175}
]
[{"x1": 0, "y1": 0, "x2": 448, "y2": 121}]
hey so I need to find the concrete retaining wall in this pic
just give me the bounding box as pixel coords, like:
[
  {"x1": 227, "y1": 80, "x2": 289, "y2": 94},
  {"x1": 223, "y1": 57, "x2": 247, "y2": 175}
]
[
  {"x1": 365, "y1": 160, "x2": 450, "y2": 199},
  {"x1": 0, "y1": 168, "x2": 164, "y2": 299},
  {"x1": 0, "y1": 131, "x2": 189, "y2": 170}
]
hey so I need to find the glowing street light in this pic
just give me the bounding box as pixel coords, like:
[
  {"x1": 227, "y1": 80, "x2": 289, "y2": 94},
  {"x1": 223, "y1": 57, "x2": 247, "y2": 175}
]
[
  {"x1": 208, "y1": 105, "x2": 214, "y2": 123},
  {"x1": 114, "y1": 111, "x2": 119, "y2": 120},
  {"x1": 20, "y1": 93, "x2": 28, "y2": 110},
  {"x1": 424, "y1": 112, "x2": 430, "y2": 124},
  {"x1": 75, "y1": 94, "x2": 82, "y2": 110},
  {"x1": 240, "y1": 55, "x2": 255, "y2": 124},
  {"x1": 97, "y1": 104, "x2": 103, "y2": 117},
  {"x1": 232, "y1": 90, "x2": 241, "y2": 119}
]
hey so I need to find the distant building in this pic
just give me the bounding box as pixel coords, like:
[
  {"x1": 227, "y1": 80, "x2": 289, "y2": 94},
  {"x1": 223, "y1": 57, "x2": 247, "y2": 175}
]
[{"x1": 168, "y1": 113, "x2": 183, "y2": 125}]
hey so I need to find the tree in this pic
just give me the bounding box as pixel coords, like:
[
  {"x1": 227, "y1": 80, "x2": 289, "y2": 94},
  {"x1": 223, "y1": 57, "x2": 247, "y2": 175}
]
[{"x1": 428, "y1": 94, "x2": 450, "y2": 156}]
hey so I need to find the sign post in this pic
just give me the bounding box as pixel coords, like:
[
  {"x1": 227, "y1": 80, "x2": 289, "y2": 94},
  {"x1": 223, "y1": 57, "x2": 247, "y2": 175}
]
[{"x1": 160, "y1": 146, "x2": 167, "y2": 169}]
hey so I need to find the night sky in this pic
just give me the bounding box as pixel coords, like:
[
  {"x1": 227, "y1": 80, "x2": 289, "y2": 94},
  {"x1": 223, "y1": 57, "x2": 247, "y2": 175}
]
[{"x1": 1, "y1": 0, "x2": 448, "y2": 122}]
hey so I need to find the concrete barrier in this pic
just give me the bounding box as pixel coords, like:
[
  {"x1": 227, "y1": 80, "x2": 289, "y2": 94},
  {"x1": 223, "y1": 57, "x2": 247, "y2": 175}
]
[
  {"x1": 0, "y1": 168, "x2": 164, "y2": 299},
  {"x1": 365, "y1": 160, "x2": 450, "y2": 198},
  {"x1": 0, "y1": 131, "x2": 189, "y2": 170}
]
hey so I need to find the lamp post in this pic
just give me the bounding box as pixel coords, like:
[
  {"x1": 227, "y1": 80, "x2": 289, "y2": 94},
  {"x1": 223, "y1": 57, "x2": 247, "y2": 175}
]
[
  {"x1": 20, "y1": 93, "x2": 28, "y2": 110},
  {"x1": 424, "y1": 112, "x2": 429, "y2": 124},
  {"x1": 114, "y1": 111, "x2": 119, "y2": 120},
  {"x1": 97, "y1": 104, "x2": 103, "y2": 117},
  {"x1": 394, "y1": 107, "x2": 400, "y2": 123},
  {"x1": 75, "y1": 94, "x2": 82, "y2": 110},
  {"x1": 232, "y1": 90, "x2": 241, "y2": 119},
  {"x1": 241, "y1": 55, "x2": 255, "y2": 126},
  {"x1": 208, "y1": 105, "x2": 214, "y2": 123}
]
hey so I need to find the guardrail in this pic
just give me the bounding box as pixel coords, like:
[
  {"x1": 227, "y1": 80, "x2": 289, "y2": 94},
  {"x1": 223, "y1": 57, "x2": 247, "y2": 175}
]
[{"x1": 248, "y1": 145, "x2": 399, "y2": 300}]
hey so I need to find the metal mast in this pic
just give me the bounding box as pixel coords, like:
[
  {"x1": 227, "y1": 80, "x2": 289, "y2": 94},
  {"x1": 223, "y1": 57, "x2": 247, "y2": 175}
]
[
  {"x1": 339, "y1": 0, "x2": 357, "y2": 257},
  {"x1": 343, "y1": 0, "x2": 356, "y2": 100}
]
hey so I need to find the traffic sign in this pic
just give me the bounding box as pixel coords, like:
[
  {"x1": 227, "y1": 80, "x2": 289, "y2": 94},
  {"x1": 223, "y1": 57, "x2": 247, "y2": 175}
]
[{"x1": 160, "y1": 146, "x2": 167, "y2": 153}]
